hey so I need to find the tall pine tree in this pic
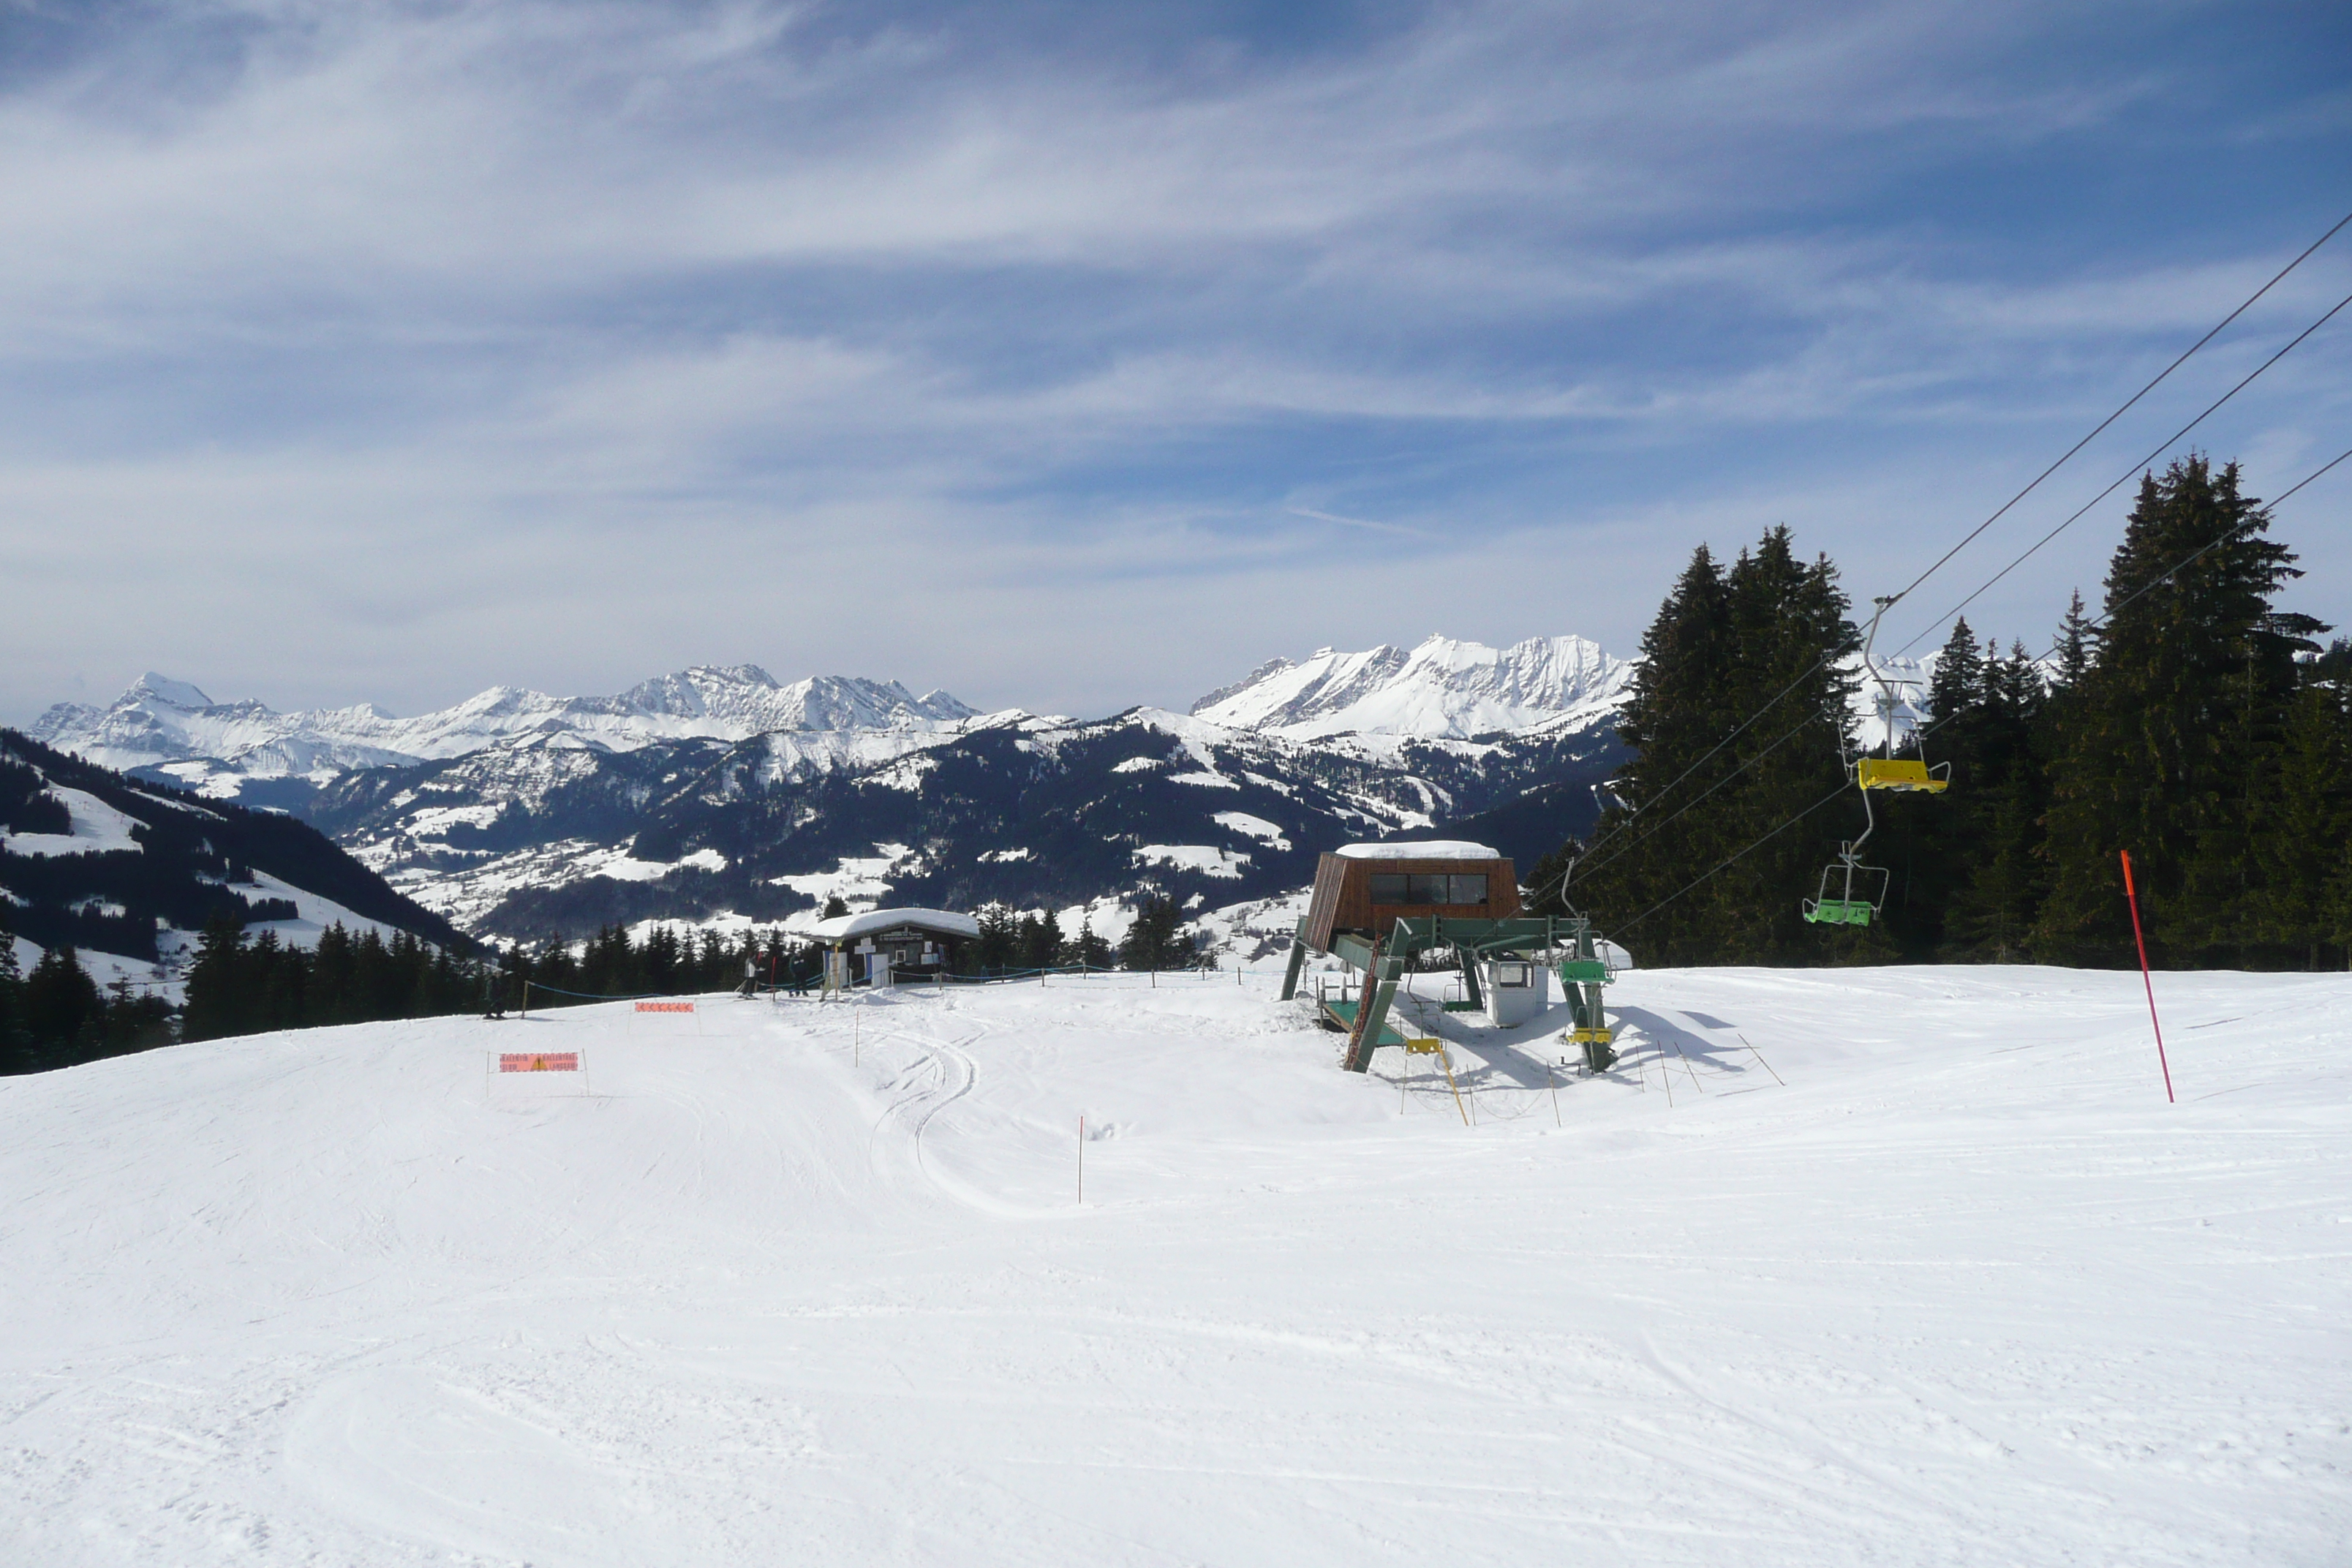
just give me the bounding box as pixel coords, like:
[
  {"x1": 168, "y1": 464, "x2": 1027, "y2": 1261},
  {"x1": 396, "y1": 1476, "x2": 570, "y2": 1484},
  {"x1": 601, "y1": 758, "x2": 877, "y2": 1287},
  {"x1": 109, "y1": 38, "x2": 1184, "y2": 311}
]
[
  {"x1": 2035, "y1": 457, "x2": 2326, "y2": 965},
  {"x1": 1570, "y1": 527, "x2": 1858, "y2": 964}
]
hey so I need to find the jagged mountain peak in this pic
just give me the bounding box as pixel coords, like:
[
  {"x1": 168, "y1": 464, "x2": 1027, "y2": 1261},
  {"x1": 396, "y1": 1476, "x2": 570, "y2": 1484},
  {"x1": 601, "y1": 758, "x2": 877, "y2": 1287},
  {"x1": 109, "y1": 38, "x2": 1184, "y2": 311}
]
[
  {"x1": 126, "y1": 673, "x2": 216, "y2": 710},
  {"x1": 31, "y1": 665, "x2": 980, "y2": 781},
  {"x1": 1190, "y1": 633, "x2": 1630, "y2": 740}
]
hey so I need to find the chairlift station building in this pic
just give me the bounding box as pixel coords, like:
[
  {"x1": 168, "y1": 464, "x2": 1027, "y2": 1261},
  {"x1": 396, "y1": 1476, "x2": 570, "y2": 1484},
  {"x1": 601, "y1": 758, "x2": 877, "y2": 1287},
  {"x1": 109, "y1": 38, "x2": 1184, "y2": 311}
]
[
  {"x1": 1284, "y1": 841, "x2": 1616, "y2": 1070},
  {"x1": 809, "y1": 908, "x2": 983, "y2": 988}
]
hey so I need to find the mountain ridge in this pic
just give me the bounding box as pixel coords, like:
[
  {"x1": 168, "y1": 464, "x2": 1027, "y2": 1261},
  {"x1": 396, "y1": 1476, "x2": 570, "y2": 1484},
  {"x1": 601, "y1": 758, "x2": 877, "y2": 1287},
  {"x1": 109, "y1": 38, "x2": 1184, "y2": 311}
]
[
  {"x1": 1, "y1": 729, "x2": 472, "y2": 975},
  {"x1": 26, "y1": 635, "x2": 1640, "y2": 943},
  {"x1": 32, "y1": 666, "x2": 982, "y2": 785},
  {"x1": 1189, "y1": 633, "x2": 1631, "y2": 739}
]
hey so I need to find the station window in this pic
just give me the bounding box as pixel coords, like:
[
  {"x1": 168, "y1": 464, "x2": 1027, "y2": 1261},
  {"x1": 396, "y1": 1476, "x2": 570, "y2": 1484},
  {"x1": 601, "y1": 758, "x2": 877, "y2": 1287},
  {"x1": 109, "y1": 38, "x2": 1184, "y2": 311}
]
[
  {"x1": 1493, "y1": 962, "x2": 1530, "y2": 987},
  {"x1": 1368, "y1": 871, "x2": 1490, "y2": 905}
]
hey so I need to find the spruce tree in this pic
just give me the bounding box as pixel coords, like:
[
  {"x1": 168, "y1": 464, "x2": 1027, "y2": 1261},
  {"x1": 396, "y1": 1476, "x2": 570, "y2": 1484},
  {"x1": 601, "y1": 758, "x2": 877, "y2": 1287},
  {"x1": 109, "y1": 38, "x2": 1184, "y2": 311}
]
[
  {"x1": 1937, "y1": 640, "x2": 2051, "y2": 960},
  {"x1": 179, "y1": 916, "x2": 252, "y2": 1043},
  {"x1": 2240, "y1": 646, "x2": 2352, "y2": 967},
  {"x1": 1566, "y1": 544, "x2": 1735, "y2": 946},
  {"x1": 1120, "y1": 895, "x2": 1193, "y2": 970},
  {"x1": 2035, "y1": 457, "x2": 2325, "y2": 964},
  {"x1": 972, "y1": 905, "x2": 1019, "y2": 974},
  {"x1": 1073, "y1": 915, "x2": 1115, "y2": 971},
  {"x1": 23, "y1": 944, "x2": 100, "y2": 1063},
  {"x1": 1021, "y1": 911, "x2": 1065, "y2": 971},
  {"x1": 1578, "y1": 528, "x2": 1859, "y2": 964},
  {"x1": 2052, "y1": 590, "x2": 2093, "y2": 690},
  {"x1": 0, "y1": 926, "x2": 30, "y2": 1075}
]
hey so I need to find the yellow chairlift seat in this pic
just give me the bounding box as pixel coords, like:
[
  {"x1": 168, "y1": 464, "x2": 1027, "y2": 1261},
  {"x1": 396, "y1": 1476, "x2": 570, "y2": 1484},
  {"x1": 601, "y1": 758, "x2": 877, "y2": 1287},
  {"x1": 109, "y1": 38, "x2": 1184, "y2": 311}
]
[{"x1": 1856, "y1": 758, "x2": 1948, "y2": 794}]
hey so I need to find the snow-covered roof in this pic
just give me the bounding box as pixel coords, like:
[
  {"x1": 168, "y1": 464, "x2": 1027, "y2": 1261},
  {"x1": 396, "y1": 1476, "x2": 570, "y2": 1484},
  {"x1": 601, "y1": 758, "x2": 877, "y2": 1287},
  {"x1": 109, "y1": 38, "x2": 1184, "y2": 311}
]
[
  {"x1": 1333, "y1": 840, "x2": 1503, "y2": 861},
  {"x1": 808, "y1": 908, "x2": 984, "y2": 943}
]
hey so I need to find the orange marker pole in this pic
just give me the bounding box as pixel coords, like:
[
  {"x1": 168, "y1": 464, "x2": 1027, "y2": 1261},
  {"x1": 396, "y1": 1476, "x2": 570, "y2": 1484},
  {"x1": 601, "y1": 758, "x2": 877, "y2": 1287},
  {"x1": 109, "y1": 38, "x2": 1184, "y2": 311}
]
[{"x1": 2120, "y1": 850, "x2": 2174, "y2": 1104}]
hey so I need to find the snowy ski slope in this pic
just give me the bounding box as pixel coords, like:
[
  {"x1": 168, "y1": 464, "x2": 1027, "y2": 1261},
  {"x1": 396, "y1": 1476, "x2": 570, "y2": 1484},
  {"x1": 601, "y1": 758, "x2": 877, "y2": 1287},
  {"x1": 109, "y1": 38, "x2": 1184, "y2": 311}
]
[{"x1": 2, "y1": 965, "x2": 2347, "y2": 1565}]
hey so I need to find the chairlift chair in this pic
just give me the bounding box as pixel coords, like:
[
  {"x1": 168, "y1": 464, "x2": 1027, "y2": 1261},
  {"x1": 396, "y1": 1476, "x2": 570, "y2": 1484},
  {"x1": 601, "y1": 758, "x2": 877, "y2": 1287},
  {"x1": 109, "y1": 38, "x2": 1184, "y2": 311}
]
[
  {"x1": 1803, "y1": 846, "x2": 1889, "y2": 926},
  {"x1": 1800, "y1": 595, "x2": 1949, "y2": 928},
  {"x1": 1852, "y1": 595, "x2": 1952, "y2": 794}
]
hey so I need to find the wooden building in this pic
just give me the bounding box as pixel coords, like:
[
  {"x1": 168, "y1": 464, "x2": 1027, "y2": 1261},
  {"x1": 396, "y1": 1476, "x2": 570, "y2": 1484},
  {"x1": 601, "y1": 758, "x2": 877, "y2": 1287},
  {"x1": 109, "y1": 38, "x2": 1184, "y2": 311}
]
[
  {"x1": 809, "y1": 908, "x2": 983, "y2": 988},
  {"x1": 1298, "y1": 840, "x2": 1521, "y2": 953}
]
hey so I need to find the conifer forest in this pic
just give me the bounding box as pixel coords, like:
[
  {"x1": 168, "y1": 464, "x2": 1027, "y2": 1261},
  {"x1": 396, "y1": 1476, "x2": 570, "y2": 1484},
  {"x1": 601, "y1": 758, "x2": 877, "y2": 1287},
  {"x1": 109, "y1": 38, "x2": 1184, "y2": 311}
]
[{"x1": 1531, "y1": 457, "x2": 2348, "y2": 970}]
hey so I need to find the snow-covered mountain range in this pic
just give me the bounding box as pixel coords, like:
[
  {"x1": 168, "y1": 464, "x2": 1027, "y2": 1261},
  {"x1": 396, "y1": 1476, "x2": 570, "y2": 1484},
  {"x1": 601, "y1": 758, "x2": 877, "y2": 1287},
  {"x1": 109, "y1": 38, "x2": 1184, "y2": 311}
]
[
  {"x1": 1193, "y1": 634, "x2": 1629, "y2": 739},
  {"x1": 24, "y1": 637, "x2": 1637, "y2": 944},
  {"x1": 31, "y1": 667, "x2": 977, "y2": 783}
]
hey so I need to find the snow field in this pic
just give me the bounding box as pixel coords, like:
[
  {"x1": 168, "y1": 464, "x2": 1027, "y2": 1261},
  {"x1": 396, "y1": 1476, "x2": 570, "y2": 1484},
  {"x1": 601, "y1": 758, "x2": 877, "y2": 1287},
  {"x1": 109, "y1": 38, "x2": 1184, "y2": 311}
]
[{"x1": 1, "y1": 965, "x2": 2348, "y2": 1565}]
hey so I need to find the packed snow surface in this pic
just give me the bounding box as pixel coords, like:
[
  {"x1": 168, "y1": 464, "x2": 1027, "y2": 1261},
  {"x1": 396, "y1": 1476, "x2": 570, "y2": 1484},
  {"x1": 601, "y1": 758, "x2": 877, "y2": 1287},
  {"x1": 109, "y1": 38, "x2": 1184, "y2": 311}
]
[{"x1": 4, "y1": 966, "x2": 2348, "y2": 1566}]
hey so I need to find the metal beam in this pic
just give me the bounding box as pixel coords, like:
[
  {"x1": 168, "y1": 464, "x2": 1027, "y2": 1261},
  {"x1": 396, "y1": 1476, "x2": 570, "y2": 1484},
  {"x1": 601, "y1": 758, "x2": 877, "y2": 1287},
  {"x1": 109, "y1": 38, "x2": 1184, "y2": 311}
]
[
  {"x1": 1279, "y1": 918, "x2": 1310, "y2": 1000},
  {"x1": 1343, "y1": 947, "x2": 1403, "y2": 1074}
]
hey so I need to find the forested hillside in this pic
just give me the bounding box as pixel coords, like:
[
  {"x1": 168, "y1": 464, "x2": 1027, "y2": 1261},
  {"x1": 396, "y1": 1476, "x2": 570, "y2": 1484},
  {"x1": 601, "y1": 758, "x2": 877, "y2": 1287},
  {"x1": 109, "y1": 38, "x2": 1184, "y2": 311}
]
[{"x1": 1534, "y1": 458, "x2": 2349, "y2": 970}]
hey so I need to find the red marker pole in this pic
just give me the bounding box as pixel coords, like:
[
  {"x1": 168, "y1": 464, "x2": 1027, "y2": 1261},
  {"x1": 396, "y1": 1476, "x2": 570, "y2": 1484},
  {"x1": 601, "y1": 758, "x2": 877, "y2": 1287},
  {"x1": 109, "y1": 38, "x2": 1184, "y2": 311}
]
[{"x1": 2120, "y1": 850, "x2": 2174, "y2": 1104}]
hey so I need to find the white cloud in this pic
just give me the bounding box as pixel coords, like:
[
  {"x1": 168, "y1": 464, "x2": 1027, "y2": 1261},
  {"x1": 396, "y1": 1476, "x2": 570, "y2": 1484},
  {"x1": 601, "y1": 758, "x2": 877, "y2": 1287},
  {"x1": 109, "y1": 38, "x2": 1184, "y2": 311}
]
[{"x1": 1, "y1": 0, "x2": 2344, "y2": 724}]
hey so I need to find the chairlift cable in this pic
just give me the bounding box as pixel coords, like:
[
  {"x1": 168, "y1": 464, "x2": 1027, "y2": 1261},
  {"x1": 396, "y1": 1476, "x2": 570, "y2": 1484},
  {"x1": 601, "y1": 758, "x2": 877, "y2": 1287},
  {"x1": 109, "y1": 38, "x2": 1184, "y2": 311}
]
[
  {"x1": 1888, "y1": 284, "x2": 2352, "y2": 660},
  {"x1": 1905, "y1": 440, "x2": 2352, "y2": 750},
  {"x1": 1884, "y1": 206, "x2": 2352, "y2": 608},
  {"x1": 1614, "y1": 780, "x2": 1858, "y2": 933},
  {"x1": 1602, "y1": 445, "x2": 2351, "y2": 933},
  {"x1": 1570, "y1": 705, "x2": 1822, "y2": 883},
  {"x1": 1558, "y1": 217, "x2": 2352, "y2": 882},
  {"x1": 1627, "y1": 442, "x2": 2351, "y2": 792}
]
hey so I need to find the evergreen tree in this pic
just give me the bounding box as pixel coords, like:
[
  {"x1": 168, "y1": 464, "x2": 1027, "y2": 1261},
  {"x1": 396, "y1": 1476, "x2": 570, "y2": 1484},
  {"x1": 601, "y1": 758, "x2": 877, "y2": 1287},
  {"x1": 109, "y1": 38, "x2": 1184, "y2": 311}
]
[
  {"x1": 0, "y1": 925, "x2": 30, "y2": 1075},
  {"x1": 22, "y1": 943, "x2": 100, "y2": 1063},
  {"x1": 1574, "y1": 527, "x2": 1859, "y2": 964},
  {"x1": 1020, "y1": 910, "x2": 1065, "y2": 971},
  {"x1": 2052, "y1": 590, "x2": 2094, "y2": 691},
  {"x1": 1930, "y1": 638, "x2": 2051, "y2": 960},
  {"x1": 1927, "y1": 619, "x2": 1986, "y2": 725},
  {"x1": 1119, "y1": 894, "x2": 1196, "y2": 970},
  {"x1": 179, "y1": 915, "x2": 253, "y2": 1043},
  {"x1": 2035, "y1": 457, "x2": 2326, "y2": 965},
  {"x1": 1560, "y1": 544, "x2": 1733, "y2": 940},
  {"x1": 2239, "y1": 646, "x2": 2352, "y2": 967},
  {"x1": 1072, "y1": 915, "x2": 1115, "y2": 971},
  {"x1": 820, "y1": 894, "x2": 851, "y2": 920},
  {"x1": 970, "y1": 905, "x2": 1020, "y2": 974}
]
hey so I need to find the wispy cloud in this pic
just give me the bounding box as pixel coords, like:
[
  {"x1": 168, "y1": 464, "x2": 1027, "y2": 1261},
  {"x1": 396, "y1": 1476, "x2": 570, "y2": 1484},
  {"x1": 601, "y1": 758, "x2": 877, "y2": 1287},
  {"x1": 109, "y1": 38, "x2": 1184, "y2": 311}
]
[{"x1": 1, "y1": 0, "x2": 2345, "y2": 721}]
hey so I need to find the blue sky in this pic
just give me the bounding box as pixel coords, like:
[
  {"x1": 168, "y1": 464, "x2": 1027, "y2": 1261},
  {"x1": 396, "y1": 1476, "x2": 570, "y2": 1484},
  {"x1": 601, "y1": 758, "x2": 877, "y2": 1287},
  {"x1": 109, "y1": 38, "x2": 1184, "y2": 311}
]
[{"x1": 3, "y1": 0, "x2": 2348, "y2": 723}]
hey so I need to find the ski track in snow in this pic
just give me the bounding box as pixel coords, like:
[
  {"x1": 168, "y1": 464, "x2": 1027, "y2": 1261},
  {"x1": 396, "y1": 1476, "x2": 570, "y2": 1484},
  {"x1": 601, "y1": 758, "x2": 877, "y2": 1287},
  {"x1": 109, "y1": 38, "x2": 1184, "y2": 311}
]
[{"x1": 1, "y1": 965, "x2": 2348, "y2": 1565}]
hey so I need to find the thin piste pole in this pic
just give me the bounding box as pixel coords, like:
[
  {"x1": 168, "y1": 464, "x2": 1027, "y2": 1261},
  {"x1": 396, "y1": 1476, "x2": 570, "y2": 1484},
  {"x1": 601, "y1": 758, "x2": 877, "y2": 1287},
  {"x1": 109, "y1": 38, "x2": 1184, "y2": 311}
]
[
  {"x1": 2120, "y1": 850, "x2": 2175, "y2": 1104},
  {"x1": 1737, "y1": 1033, "x2": 1784, "y2": 1086}
]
